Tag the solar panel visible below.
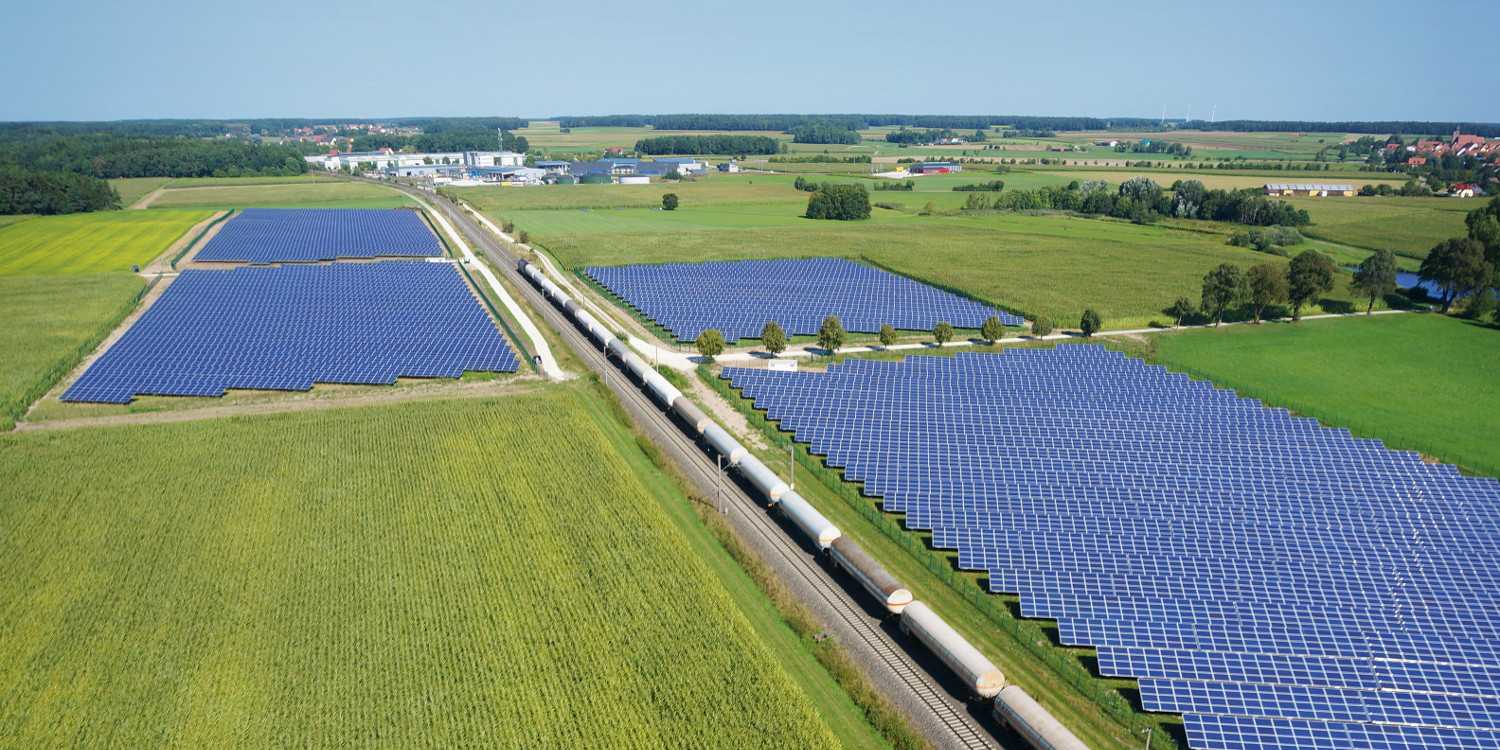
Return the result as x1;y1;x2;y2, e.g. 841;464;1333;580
63;261;518;404
722;345;1500;749
195;208;442;263
585;257;1023;342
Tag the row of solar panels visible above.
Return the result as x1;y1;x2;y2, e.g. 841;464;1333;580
723;346;1500;749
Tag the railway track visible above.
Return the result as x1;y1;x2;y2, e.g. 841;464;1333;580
399;184;1001;750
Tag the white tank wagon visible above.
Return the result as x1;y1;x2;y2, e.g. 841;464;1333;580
993;685;1089;750
829;537;913;614
572;309;611;347
702;423;748;466
776;491;841;549
736;455;791;502
670;398;712;434
900;601;1004;698
642;370;682;409
605;337;630;360
622;349;652;382
518;261;565;301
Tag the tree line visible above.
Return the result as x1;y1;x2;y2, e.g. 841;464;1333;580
958;177;1309;227
789;122;861;144
0;167;119;214
1;135;309;179
634;135;780;155
350;129;528;153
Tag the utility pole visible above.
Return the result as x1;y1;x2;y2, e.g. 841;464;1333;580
788;442;795;490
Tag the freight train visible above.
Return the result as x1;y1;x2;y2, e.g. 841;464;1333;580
518;259;1087;750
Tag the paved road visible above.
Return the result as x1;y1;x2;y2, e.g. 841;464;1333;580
406;184;1010;750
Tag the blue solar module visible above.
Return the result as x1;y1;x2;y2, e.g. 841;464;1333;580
584;257;1023;342
195;208;442;263
722;346;1500;749
63;261;517;404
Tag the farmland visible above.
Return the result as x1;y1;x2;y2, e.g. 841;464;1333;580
455;177;1378;330
147;180;413;209
0;209;210;275
0;273;145;430
108;176;172;206
0;386;865;749
1146;313;1500;477
1291;195;1485;260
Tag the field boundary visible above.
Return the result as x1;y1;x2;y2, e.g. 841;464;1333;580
171;210;235;269
700;366;1178;750
5;276;154;431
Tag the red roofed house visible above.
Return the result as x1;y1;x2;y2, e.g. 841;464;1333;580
1407;156;1428;167
1451;183;1480;198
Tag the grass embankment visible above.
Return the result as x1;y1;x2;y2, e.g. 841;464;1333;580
0;385;871;749
107;177;172;206
699;365;1182;750
1144;313;1500;477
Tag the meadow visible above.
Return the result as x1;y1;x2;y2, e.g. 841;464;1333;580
1292;195;1484;260
1035;168;1406;191
0;273;145;430
108;177;172;206
0;209;210;275
148;180;413;209
0;387;865;749
1147;314;1500;477
457;178;1373;330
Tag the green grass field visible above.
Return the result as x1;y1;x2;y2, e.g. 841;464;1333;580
0;273;145;430
1292;195;1484;260
0;215;34;230
149;180;412;209
1148;314;1500;477
0;386;864;748
459;179;1371;330
163;174;342;188
108;177;172;207
0;210;210;275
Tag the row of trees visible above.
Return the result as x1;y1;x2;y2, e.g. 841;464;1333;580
957;178;1309;227
633;135;780;155
1115;140;1193;157
0;135;308;179
694;313;1023;359
788;122;861;144
0;167;119;214
885;128;955;145
1416;198;1500;313
349;129;528;154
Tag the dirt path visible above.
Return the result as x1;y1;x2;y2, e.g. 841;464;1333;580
129;187;165;209
18;378;545;432
687;372;767;450
143;210;226;274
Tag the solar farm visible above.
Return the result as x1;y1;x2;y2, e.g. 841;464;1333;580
723;345;1500;750
60;208;518;405
194;207;442;263
585;257;1023;342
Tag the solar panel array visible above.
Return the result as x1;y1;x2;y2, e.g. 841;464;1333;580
195;208;442;263
723;346;1500;750
63;262;518;404
585;257;1022;342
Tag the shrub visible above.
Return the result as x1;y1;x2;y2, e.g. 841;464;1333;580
1079;308;1102;337
878;324;896;347
695;329;726;360
1032;317;1054;336
980;315;1006;344
760;320;786;355
933;321;954;345
661;193;679;211
816;315;846;352
805;184;871;221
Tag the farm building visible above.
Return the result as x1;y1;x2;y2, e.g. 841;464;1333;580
910;162;962;175
535;160;571;175
652;157;707;175
1264;183;1356;197
718;161;741;173
471;166;546;185
1450;183;1482;198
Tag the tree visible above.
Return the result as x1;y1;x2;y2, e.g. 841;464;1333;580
805;184;871;220
661;193;679;211
1201;263;1247;327
980;315;1006;344
878;323;897;347
1287;250;1337;321
760;320;786;356
1420;238;1492;313
1245;263;1288;323
1352;249;1399;314
816;315;846;353
1079;308;1102;337
1166;296;1196;327
694;329;726;360
933;321;954;345
1032;317;1054;336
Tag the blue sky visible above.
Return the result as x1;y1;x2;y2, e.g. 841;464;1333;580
5;0;1495;123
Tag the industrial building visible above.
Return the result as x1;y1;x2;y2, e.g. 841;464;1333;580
1263;183;1355;197
909;162;962;175
306;149;524;172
